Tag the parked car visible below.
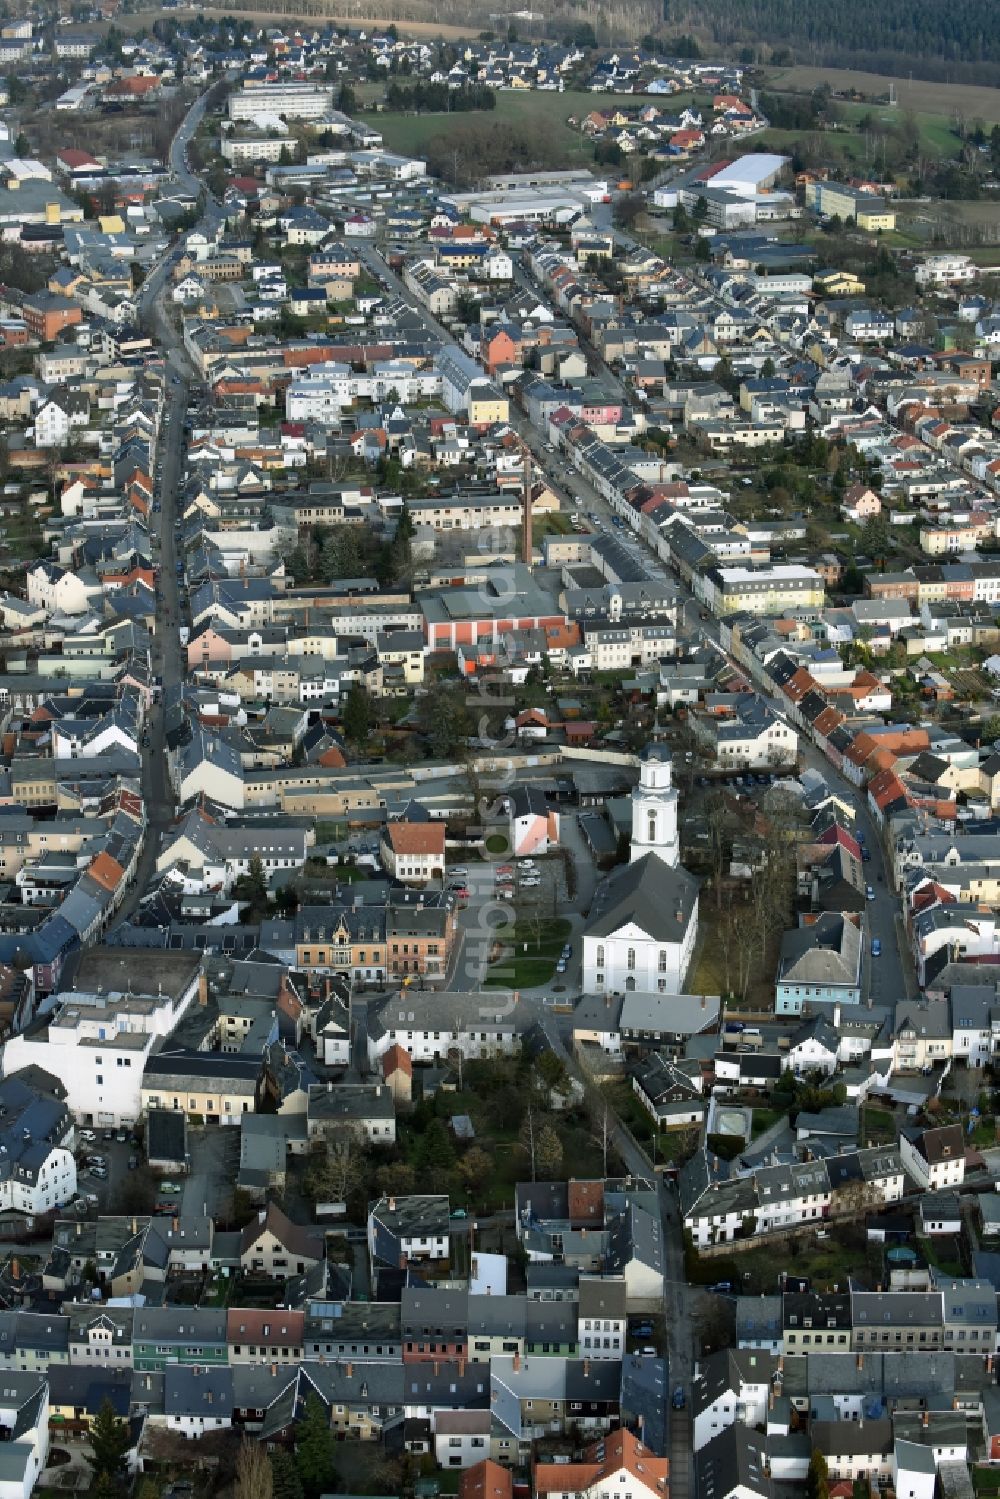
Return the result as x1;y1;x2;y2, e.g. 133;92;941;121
159;1182;182;1195
671;1387;686;1409
871;937;881;957
78;1129;96;1143
866;885;875;901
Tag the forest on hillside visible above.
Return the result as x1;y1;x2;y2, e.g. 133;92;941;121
666;0;1000;80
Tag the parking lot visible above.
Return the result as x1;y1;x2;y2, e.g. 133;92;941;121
73;1129;141;1212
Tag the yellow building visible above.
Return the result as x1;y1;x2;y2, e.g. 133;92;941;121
814;269;866;296
468;386;510;426
857;203;896;232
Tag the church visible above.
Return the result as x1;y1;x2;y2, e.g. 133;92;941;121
581;744;700;996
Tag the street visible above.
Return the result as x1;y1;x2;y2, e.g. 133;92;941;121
111;89;220;928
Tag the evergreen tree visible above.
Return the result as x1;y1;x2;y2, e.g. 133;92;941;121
320;524;362;582
87;1398;131;1484
270;1452;304;1499
295;1394;335;1498
415;1118;456;1177
342;682;372;749
806;1451;829;1499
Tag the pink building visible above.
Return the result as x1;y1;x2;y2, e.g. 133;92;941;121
508;786;560;856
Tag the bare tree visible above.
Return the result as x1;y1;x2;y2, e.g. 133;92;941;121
236;1436;273;1499
519;1106;537;1181
592;1101;612;1176
705;792;738;912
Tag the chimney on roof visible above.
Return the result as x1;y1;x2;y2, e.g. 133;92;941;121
198;972;208;1006
512;1353;520;1372
131;1217;137;1235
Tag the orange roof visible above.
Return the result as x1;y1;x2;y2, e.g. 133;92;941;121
383;1043;413;1078
536;1431;669;1497
535;1464;596;1493
386;821;446;857
459;1462;512;1499
88;850;125;893
784;667;818;704
869;767;909;811
568;1178;604;1224
225;1308;303;1344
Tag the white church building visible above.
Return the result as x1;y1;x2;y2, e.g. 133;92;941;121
581;744;700;996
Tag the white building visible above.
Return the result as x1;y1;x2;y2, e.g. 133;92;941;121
228;83;333;121
629;743;679;868
0;1374;49;1499
2;958;199;1128
0;1075;76;1218
578;1277;626;1359
366;991;519;1068
582;745;699;995
899;1124;965;1190
915;254;978;288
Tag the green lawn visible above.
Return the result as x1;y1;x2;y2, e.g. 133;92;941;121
690;1230;879;1292
484;915;571;989
360;89;683;169
485;832;510;855
750;1108;785;1139
534;511;572;544
860;1105;897;1144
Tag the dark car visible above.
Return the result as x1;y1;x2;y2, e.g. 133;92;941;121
671;1386;686;1409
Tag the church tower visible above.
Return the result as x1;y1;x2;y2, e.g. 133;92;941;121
630;743;680;868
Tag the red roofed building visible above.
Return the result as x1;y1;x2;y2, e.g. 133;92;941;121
567;1178;604;1225
382;1042;413;1105
535;1431;669;1499
87;850;125;894
56;148;102;174
459;1461;513;1499
107;74;160;98
380;819;446;885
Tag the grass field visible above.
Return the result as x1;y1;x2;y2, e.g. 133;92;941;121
485;915;571;988
360;88;676;167
832;100;962;156
766;65;1000;127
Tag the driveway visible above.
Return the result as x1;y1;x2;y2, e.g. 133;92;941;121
182;1127;240;1219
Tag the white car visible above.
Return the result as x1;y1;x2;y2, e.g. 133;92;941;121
520;877;541;888
78;1129;97;1143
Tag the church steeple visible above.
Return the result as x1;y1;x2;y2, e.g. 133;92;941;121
630;743;679;868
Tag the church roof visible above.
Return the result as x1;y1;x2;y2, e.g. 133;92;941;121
586;854;700;944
